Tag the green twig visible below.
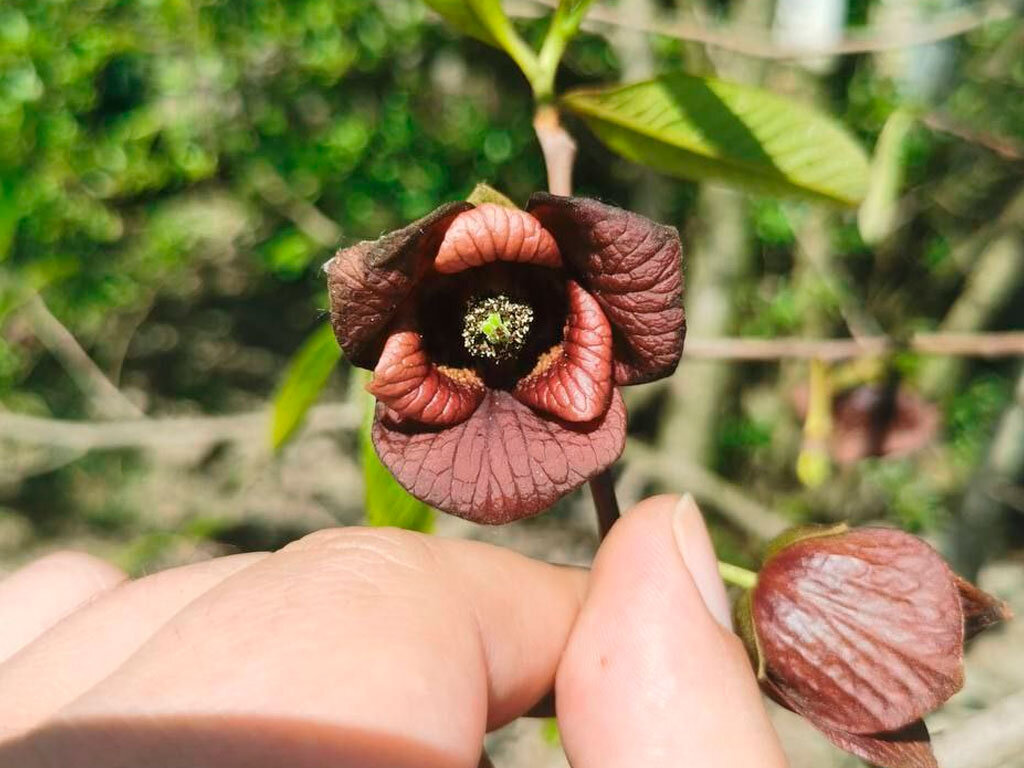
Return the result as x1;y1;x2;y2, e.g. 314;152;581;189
534;0;595;100
718;561;758;590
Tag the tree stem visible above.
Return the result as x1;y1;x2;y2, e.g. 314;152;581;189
718;561;758;589
589;468;621;540
533;104;576;196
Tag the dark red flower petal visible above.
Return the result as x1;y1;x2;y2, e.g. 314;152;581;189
819;720;938;768
955;574;1012;641
526;193;685;385
326;202;471;368
763;678;938;768
368;329;485;427
513;281;614;422
435;203;562;273
753;527;964;735
372;389;627;524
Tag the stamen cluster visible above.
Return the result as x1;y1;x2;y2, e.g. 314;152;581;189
461;295;534;361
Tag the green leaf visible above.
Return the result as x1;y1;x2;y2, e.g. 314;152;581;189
562;74;870;206
422;0;499;47
270;322;342;451
360;385;436;532
423;1;541;87
858;109;916;245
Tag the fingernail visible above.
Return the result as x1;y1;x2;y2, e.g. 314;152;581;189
671;494;733;631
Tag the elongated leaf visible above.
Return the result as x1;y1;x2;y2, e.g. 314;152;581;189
422;0;499;46
858;109;915;245
562;75;870;206
360;384;436;532
270;322;342;451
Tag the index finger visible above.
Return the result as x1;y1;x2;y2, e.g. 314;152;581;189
0;527;586;768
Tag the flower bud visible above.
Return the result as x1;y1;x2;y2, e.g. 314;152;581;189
735;525;1011;768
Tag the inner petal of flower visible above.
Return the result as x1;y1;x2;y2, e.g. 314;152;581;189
435;204;562;274
368;328;485;427
462;295;534;361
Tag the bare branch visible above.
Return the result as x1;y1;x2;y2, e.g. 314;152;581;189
922;112;1024;162
533;104;577;197
511;0;1017;60
683;331;1024;361
248;162;343;249
625;439;789;541
21;295;144;419
0;403;359;453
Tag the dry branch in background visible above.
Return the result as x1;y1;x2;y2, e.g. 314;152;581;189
511;0;1017;59
948;365;1024;577
248;162;343;249
625;438;789;541
21;294;143;420
0;404;359;453
684;332;1024;361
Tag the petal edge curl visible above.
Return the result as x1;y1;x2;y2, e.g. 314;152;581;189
513;281;614;422
368;329;485;427
326;202;471;368
435;204;562;274
527;193;685;385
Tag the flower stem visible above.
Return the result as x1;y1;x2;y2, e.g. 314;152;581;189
718;561;758;590
589;468;621;540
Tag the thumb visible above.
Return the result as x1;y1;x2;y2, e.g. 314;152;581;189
556;494;788;768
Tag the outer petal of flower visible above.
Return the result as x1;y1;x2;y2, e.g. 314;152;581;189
368;329;485;427
763;678;938;768
372;389;627;524
955;574;1012;641
513;281;613;423
526;193;685;385
435;203;562;273
753;528;965;735
819;721;938;768
326;201;471;368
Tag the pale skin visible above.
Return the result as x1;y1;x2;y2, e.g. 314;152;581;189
0;495;789;768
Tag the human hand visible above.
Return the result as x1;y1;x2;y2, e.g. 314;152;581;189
0;495;788;768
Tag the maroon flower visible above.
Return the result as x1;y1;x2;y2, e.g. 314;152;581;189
793;383;941;464
735;525;1011;768
326;194;684;523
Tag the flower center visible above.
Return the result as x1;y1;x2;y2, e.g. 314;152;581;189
462;295;534;361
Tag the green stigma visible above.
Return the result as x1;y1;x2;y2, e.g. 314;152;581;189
463;295;533;360
479;312;510;344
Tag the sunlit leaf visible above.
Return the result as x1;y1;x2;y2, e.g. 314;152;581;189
270;322;342;451
858;109;915;245
424;1;541;85
360;385;436;532
422;0;499;46
562;75;870;206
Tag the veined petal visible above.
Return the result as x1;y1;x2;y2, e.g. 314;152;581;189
435;204;562;274
368;329;485;427
526;193;684;385
372;389;626;524
326;202;471;368
764;679;938;768
514;281;614;422
753;528;965;735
